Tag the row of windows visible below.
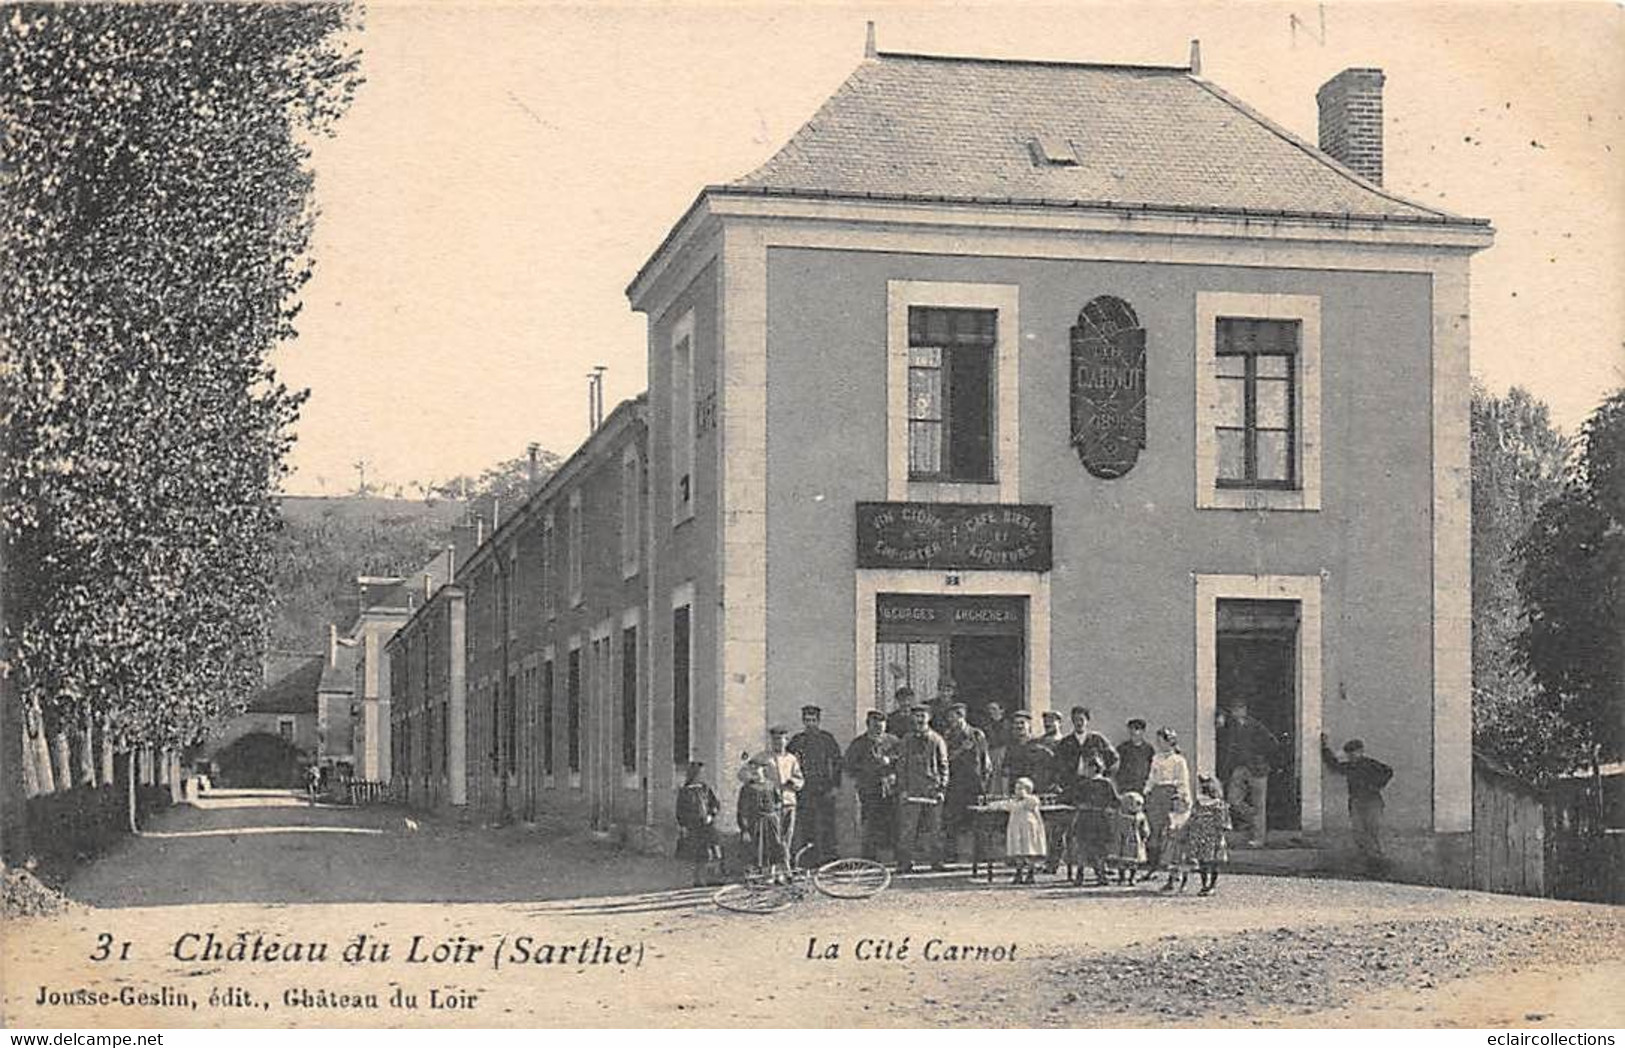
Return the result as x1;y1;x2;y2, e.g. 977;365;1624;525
899;302;1305;492
400;599;695;793
468;449;645;648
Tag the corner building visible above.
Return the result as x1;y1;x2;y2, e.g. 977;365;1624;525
396;49;1492;883
627;51;1491;882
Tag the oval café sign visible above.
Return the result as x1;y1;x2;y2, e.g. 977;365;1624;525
1071;295;1147;480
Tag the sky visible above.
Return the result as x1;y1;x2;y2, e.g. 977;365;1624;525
278;1;1625;495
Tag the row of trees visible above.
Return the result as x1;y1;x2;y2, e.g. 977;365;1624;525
1;3;362;856
1472;384;1623;791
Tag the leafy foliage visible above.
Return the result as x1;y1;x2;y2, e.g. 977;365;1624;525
270;496;465;650
1515;390;1625;780
1468;384;1570;781
430;447;559;531
1;4;362;749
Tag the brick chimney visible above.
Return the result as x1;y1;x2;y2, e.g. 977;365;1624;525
1316;67;1385;185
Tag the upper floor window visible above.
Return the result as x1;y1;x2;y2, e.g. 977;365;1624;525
907;307;996;483
541;513;555;620
567;491;583;607
1215;318;1298;489
1195;292;1321;512
671;310;695;524
621;444;641;578
888;282;1020;503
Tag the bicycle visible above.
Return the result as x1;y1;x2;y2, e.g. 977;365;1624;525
713;844;892;914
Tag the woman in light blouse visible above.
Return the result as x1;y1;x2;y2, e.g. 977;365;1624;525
1143;727;1192;876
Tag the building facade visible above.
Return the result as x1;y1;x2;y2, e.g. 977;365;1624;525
393;50;1492;881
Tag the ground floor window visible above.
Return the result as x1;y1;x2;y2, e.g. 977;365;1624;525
567;649;582;774
672;605;691;765
874;593;1026;724
540;661;554;777
621;625;638;772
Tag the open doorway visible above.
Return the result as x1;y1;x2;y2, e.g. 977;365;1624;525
1216;599;1300;832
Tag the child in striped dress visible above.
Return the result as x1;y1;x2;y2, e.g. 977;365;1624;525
1112;790;1151;884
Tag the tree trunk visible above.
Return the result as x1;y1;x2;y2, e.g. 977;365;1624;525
50;732;72;793
76;720;95;787
126;748;138;836
99;720;114;787
29;702;55;795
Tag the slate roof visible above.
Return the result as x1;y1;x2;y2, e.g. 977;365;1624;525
727;52;1476;225
249;656;324;715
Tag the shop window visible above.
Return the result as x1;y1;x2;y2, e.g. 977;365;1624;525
876;641;940;711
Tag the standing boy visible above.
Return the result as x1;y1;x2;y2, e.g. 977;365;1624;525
675;760;721;886
1321;734;1393;874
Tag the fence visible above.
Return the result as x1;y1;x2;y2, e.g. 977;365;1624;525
1472;755;1546;896
1547;831;1624;903
343;780;394;806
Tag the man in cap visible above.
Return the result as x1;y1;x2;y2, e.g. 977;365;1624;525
789;705;844;864
1322;734;1393;874
939;702;990;864
1116;718;1155;796
886;686;917;739
743;726;805;860
845;710;900;860
894;704;949;873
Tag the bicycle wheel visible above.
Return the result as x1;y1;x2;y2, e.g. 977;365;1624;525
813;858;892;899
713;881;798;914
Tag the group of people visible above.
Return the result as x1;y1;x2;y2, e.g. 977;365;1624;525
673;679;1392;888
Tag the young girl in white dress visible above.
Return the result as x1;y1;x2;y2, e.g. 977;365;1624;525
1000;776;1048;884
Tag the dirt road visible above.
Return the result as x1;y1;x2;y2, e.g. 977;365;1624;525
4;791;1620;1028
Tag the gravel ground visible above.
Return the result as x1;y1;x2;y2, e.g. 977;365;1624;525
1040;913;1625;1025
5;792;1621;1029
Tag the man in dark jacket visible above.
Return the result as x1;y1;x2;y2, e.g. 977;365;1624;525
844;710;900;860
939;703;990;863
1003;710;1052;794
1322;734;1393;874
789;705;844;865
1052;706;1119;795
894;705;949;874
1115;718;1155;796
1219;701;1280;847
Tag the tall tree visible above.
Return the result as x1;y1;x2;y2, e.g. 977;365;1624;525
1469;383;1569;780
1;3;362;848
1516;390;1625;794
